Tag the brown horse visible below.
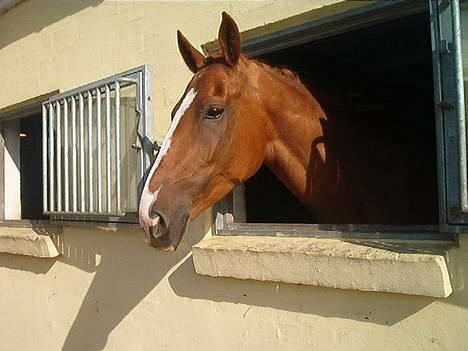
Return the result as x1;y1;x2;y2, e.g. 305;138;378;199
138;12;410;251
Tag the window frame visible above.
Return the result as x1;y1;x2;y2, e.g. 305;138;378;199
0;65;154;228
211;0;459;241
0;92;60;230
42;65;154;225
432;0;468;230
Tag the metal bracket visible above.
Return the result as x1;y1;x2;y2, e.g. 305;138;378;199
134;106;160;155
437;100;454;110
153;141;161;154
131;143;141;151
440;39;451;54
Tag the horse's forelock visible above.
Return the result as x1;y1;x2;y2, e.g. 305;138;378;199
203;53;226;66
200;52;249;70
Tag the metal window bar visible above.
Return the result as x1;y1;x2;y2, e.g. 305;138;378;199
105;84;112;213
432;0;468;226
71;96;77;212
63;98;69;212
451;0;468;212
41;65;154;219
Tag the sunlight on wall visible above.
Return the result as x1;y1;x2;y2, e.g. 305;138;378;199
0;1;467;350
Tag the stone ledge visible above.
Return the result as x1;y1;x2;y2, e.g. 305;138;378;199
192;236;453;298
0;227;60;258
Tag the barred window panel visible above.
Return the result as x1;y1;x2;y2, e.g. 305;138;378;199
41;65;153;222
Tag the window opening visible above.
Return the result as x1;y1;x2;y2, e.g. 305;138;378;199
20;114;47;220
242;12;438;225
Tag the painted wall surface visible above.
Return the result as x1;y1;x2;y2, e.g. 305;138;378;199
0;1;467;350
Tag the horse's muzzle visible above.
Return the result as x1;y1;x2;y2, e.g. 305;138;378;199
142;206;190;252
143;213;170;251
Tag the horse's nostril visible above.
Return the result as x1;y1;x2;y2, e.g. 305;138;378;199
152;215;160;227
149;224;163;239
149;209;159;220
148;212;167;240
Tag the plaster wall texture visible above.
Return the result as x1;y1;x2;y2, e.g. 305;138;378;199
1;224;468;351
0;1;467;350
0;0;341;141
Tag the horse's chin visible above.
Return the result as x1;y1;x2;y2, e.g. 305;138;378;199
149;242;176;253
144;230;183;252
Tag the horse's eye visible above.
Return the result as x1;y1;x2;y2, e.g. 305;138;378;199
205;107;224;120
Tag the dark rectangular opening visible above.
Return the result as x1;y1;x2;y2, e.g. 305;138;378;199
20;114;48;220
244;12;439;225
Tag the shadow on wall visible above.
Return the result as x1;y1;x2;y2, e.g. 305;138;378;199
445;236;468;310
343;237;468;313
59;216;206;351
167;236;468;328
168;255;434;327
0;251;56;274
3;225;468;350
2;218;467;349
1;0;104;50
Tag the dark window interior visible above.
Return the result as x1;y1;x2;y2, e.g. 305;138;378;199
244;12;439;225
20;114;47;220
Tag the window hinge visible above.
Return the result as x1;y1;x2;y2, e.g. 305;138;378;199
437;100;454;110
440;39;451;55
153;141;161;154
133;140;160;152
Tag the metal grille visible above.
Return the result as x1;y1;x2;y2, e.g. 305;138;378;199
42;66;153;220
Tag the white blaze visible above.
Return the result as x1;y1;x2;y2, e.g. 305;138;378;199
139;88;197;228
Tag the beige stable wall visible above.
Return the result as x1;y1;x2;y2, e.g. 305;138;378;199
1;1;468;350
0;0;344;141
3;227;468;351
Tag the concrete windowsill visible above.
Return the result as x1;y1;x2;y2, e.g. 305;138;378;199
0;227;60;258
193;235;453;298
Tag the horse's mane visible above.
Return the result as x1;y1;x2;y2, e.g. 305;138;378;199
250;58;302;84
202;53;302;85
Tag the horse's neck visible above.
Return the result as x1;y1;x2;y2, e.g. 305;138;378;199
262;75;339;218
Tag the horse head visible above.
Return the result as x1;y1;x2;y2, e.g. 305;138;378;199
139;13;276;251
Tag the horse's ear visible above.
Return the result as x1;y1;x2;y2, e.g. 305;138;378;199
218;12;241;67
177;30;205;73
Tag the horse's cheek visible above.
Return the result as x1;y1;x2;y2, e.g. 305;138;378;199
198;120;230;163
196;127;224;164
